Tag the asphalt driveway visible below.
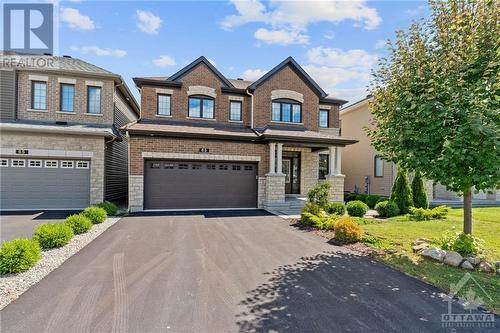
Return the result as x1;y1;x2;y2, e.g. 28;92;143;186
0;210;78;241
1;211;496;332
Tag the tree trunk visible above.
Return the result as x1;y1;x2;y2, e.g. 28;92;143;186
463;189;472;234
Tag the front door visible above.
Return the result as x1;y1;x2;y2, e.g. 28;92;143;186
282;152;300;194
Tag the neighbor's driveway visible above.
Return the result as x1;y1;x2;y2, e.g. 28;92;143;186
1;210;495;332
0;211;78;241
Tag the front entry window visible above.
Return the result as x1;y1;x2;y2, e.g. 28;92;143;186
283;152;300;194
319;154;329;179
282;160;291;183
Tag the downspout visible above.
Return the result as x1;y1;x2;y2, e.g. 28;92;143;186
246;88;254;129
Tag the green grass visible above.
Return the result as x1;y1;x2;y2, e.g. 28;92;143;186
360;207;500;313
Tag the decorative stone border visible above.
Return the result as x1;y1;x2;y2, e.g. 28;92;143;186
0;217;121;310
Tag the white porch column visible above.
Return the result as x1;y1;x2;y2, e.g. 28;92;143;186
269;142;276;174
276;143;283;174
328;146;336;176
335;146;342;175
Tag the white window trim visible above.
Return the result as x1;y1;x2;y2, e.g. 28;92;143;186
76;161;90;169
44;160;58;168
11;159;26;167
28;159;42;168
61;160;74;168
0;159;8;167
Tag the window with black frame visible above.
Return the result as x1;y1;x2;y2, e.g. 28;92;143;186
271;99;301;123
319;109;329;128
189;96;214;118
319;154;329;179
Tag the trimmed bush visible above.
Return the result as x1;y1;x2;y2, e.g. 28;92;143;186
64;214;92;234
313;214;338;230
33;223;74;249
325;202;346;215
390;169;413;214
365;194;381;209
300;211;321;226
302;202;322;215
441;231;484;256
96;201;118;216
334;217;363;243
346;200;369;217
82;206;107;224
307;182;331;209
411;172;428;209
344;193;357;203
409;205;449;221
0;238;42;274
430;205;449;219
355;193;368;203
375;200;400;217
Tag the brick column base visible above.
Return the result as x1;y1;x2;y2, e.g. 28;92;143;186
326;174;345;202
265;173;286;205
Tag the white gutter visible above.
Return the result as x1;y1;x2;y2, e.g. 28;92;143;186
246;89;254;129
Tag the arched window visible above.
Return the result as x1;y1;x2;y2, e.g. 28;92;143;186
188;95;214;119
271;99;301;123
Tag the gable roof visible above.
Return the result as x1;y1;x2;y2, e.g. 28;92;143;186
168;56;234;88
248;57;327;98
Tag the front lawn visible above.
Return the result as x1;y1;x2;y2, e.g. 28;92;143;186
361;207;500;313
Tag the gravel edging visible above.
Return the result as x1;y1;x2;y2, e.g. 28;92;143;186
0;217;121;310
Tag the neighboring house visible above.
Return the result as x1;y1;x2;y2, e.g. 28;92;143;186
0;52;139;210
340;96;499;202
123;56;357;211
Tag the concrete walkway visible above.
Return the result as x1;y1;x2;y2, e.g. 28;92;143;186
1;210;496;332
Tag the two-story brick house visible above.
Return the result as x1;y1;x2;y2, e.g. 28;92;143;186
124;56;357;211
0;52;139;210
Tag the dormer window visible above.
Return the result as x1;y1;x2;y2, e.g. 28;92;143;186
319;109;329;128
188;96;214;119
271;100;301;123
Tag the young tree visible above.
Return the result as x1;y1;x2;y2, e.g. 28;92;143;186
368;0;499;234
412;172;429;209
390;169;413;214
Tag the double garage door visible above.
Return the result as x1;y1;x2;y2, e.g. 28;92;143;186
144;160;257;209
0;158;90;210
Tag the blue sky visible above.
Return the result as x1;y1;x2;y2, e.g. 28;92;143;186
55;0;430;104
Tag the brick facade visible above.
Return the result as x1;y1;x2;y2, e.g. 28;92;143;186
17;71;115;124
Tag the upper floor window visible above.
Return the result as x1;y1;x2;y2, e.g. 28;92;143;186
319;109;329;128
189;96;214;119
87;86;102;114
319;154;329;179
229;101;242;121
374;155;384;177
31;81;47;110
157;94;171;116
60;84;75;112
271;100;301;123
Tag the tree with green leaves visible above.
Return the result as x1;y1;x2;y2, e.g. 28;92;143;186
391;169;413;214
367;0;499;234
412;172;429;209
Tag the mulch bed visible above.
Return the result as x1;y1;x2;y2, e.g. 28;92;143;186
288;218;385;256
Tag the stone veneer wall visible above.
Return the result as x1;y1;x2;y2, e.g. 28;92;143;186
265;174;286;205
128;175;144;212
326;175;345;202
0;131;105;204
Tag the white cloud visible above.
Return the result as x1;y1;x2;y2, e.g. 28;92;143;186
302;64;370;89
323;30;335;40
374;39;386;49
70;46;126;57
152;55;176;67
306;47;378;68
221;0;381;45
333;87;369;104
241;68;267;81
136;10;162;34
60;7;94;30
254;28;308;45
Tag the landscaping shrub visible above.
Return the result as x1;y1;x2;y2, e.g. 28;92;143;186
302;202;322;216
411;172;428;209
355;193;368;203
344;193;357;203
408;207;432;221
313;214;338;230
300;212;321;227
325;202;346;215
390;169;413;214
334;217;363;243
307;182;331;209
0;238;41;274
346;200;369;217
365;194;381;209
430;205;449;219
441;230;484;256
82;206;107;224
97;201;118;216
375;200;400;217
64;214;92;234
33;223;74;249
